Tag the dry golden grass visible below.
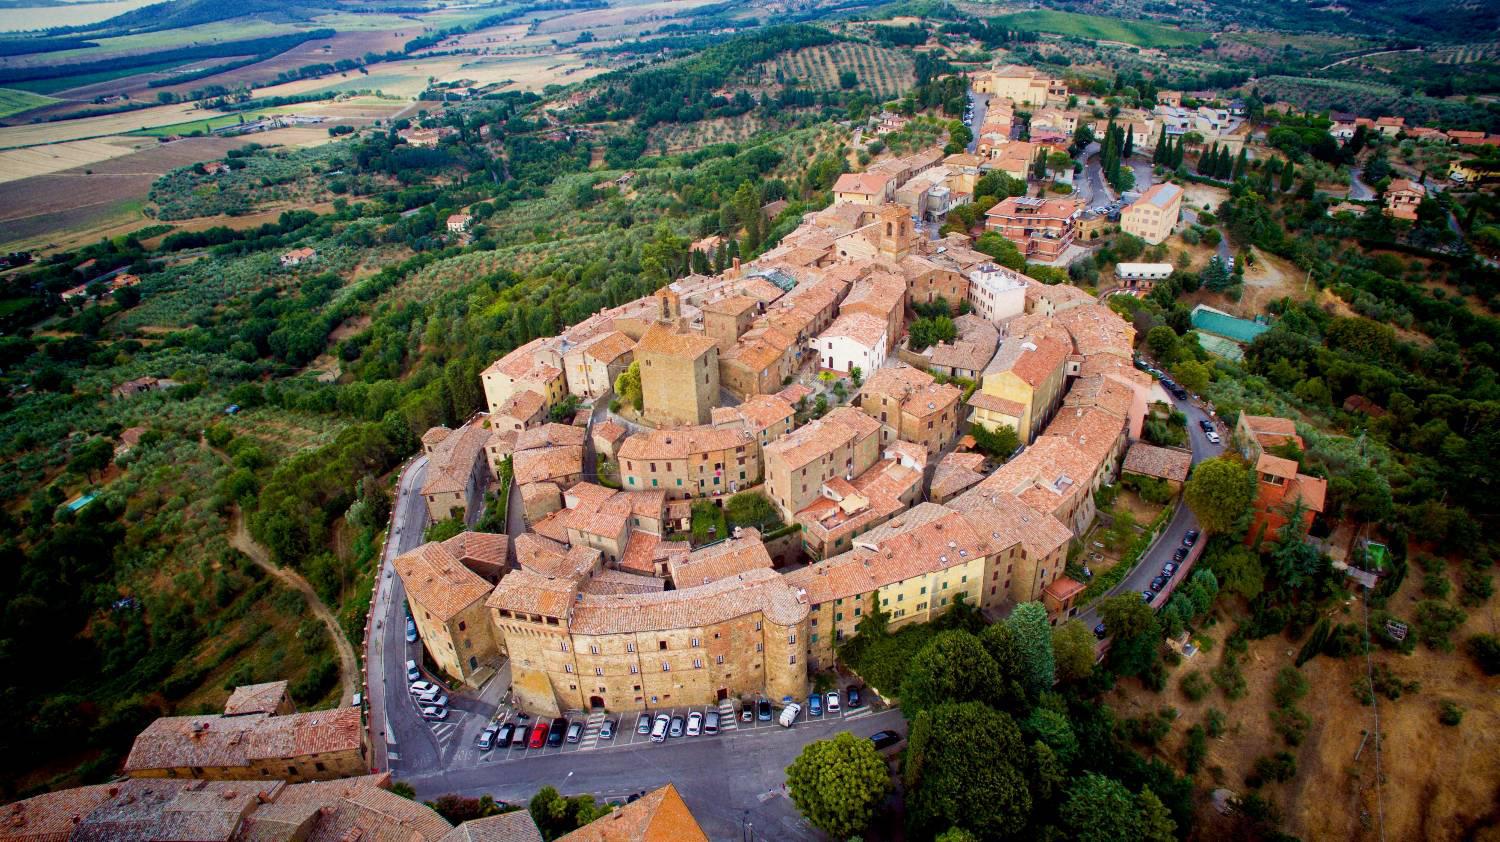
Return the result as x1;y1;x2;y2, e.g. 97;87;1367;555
0;136;151;182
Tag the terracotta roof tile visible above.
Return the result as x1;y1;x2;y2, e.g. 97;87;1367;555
394;540;495;622
1123;442;1192;482
763;407;880;471
222;681;289;717
555;784;707;842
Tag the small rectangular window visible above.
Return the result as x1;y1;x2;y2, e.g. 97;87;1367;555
716;654;725;664
630;664;639;674
661;662;670;672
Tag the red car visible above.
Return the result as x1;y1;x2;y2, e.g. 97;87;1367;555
527;721;549;749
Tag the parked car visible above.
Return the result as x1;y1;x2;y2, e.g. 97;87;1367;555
869;730;903;751
565;721;583;743
528;721;548;749
1184;530;1199;546
419;706;447;721
599;719;616;740
1150;575;1168;592
757;698;772;721
686;711;703;736
704;711;720;734
826;690;841;713
409;681;437;696
1141;590;1157;603
1206;430;1221;444
1162;562;1177;577
417;690;447;708
1173;547;1188;562
637;713;652;735
847;686;863;708
778;702;802;728
405;618;417;643
808;693;822;716
1200;419;1214;432
651;714;670;743
1093;622;1107;639
741;707;754;723
405;659;420;682
512;724;529;747
669;715;685;738
547;717;567;746
495;723;515;746
477;726;499;751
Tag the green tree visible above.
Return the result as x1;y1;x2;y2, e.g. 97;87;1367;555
974;231;1026;270
1098;592;1157;639
1145;325;1179;362
529;786;612;841
1005;601;1055;697
1052;619;1097;684
1062;774;1140;842
1169;359;1209;394
977;623;1030;713
71;437;115;482
1137;788;1178;842
1184;456;1254;534
1023;707;1079;765
900;630;1004;717
904;702;1033;839
786;732;890;839
613;361;643;412
855;591;889;639
909;316;957;351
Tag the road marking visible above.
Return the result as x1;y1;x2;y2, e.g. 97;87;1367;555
717;699;738;731
578;711;606;750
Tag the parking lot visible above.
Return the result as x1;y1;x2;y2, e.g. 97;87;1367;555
438;694;882;766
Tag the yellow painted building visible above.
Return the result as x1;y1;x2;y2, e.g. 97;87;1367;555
968;332;1071;443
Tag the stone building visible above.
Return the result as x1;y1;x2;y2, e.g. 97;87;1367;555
857;364;962;456
763;407;882;519
636;323;721;427
394;532;508;682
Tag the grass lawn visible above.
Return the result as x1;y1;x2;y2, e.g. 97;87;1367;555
0;87;58;119
994;10;1209;48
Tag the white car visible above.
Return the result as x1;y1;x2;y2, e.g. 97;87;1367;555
418;690;448;707
409;681;437;696
420;706;447;721
686;711;703;736
1206;430;1221;444
826;690;841;713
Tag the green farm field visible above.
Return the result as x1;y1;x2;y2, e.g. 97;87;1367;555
125;110;275;138
994;10;1208;48
0;88;57;119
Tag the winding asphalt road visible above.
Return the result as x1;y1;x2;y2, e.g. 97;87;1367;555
1076;386;1224;631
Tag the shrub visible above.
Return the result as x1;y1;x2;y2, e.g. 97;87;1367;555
1204;707;1226;738
1180;670;1211;702
1181;724;1207;773
1211;654;1247;700
1465;633;1500;675
1421;570;1452;599
1247;752;1297;787
1414;600;1467;651
1460;566;1493;607
1439;700;1465;726
1270;665;1309;708
1271;706;1310;746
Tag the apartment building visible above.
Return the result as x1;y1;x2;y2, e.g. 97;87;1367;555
984;195;1081;262
971;65;1067;105
561;330;635;399
533;483;666;563
394;532;507;681
763;406;882;519
832;172;896;205
857;364;961;455
487;559;808;716
123;689;365;781
794;455;922;560
786;503;996;669
968;330;1071;442
710;392;798;448
815;311;889;374
636;323;721;427
720;324;798;399
618;423;764;499
924;314;1000;381
966;262;1028;323
899;255;970;311
481;337;567;417
839;269;907;343
1120;182;1183;245
418;420;493;522
701;295;761;350
1234;414;1328;546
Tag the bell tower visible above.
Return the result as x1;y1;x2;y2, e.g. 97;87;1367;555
877;204;912;261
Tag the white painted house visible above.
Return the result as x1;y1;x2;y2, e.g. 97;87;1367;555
966;263;1028;324
815;312;888;374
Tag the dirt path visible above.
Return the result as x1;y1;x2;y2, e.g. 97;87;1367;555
228;508;359;704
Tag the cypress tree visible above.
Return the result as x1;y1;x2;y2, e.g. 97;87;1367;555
1232;147;1248;182
1262;157;1279;192
1216;146;1233;180
1198;142;1216;176
1173;137;1185;169
1280;160;1296;192
1123;125;1134;159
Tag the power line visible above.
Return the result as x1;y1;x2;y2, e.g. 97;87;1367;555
1359;591;1387;842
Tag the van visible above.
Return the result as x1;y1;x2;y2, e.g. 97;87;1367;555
778;702;801;727
650;714;670;743
405;660;420;682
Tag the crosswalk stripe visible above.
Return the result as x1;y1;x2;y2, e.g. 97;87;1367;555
577;711;607;750
717;700;738;731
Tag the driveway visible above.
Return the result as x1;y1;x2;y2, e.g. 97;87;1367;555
1348;165;1376;201
1075;387;1224;630
404;706;907;842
